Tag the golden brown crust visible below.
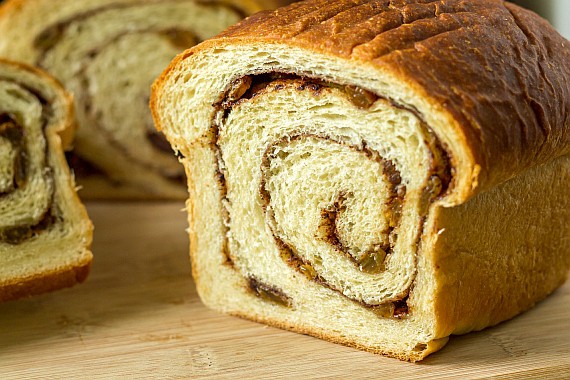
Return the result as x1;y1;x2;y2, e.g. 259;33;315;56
0;259;91;302
211;0;570;197
429;153;570;337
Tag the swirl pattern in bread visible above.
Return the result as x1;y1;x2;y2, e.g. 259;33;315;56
152;0;570;361
0;0;283;199
0;59;92;302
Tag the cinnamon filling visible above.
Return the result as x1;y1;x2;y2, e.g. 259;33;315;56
219;73;380;111
0;95;57;245
370;298;410;319
0;210;57;245
0;114;27;193
211;72;452;317
248;277;292;308
259;134;404;278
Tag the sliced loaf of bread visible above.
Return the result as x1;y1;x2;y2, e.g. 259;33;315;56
0;59;92;302
152;0;570;360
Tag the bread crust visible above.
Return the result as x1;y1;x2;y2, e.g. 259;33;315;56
0;58;93;302
0;257;91;302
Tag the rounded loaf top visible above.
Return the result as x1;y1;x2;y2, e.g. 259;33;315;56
209;0;570;199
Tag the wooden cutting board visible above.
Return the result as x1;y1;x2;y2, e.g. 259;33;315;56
0;202;569;379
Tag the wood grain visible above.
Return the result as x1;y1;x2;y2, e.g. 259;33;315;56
0;202;568;379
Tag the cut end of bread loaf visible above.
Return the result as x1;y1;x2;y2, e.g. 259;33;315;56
152;0;570;361
0;59;93;302
161;68;453;360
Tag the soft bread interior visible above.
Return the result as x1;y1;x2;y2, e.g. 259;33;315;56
183;143;447;360
221;80;433;305
0;61;92;299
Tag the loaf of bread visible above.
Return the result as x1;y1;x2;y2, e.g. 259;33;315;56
152;0;570;361
0;59;93;302
0;0;285;199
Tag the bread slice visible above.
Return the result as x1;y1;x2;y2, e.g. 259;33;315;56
0;0;284;200
0;59;93;302
152;0;570;361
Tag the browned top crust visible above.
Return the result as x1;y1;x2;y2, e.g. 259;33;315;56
217;0;570;194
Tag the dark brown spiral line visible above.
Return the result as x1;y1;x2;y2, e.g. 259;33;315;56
212;73;451;315
0;82;56;245
259;134;405;275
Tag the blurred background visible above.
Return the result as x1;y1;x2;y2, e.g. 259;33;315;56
512;0;569;39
